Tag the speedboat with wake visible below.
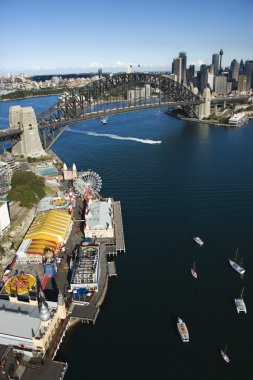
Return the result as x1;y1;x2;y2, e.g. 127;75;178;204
177;317;189;342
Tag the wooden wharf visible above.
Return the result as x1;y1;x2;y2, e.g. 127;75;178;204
108;261;117;277
113;201;125;253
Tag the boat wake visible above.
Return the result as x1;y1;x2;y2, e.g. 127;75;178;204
66;129;162;144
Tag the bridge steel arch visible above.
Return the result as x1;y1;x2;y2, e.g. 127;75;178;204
36;73;202;148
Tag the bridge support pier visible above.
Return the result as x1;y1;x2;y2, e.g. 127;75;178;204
197;88;211;120
10;106;46;158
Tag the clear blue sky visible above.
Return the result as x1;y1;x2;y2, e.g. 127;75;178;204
0;0;252;74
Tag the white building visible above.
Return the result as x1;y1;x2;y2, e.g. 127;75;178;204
0;294;66;355
0;201;10;236
84;198;114;239
228;113;249;127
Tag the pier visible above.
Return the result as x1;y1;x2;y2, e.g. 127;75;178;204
108;261;117;277
113;201;125;253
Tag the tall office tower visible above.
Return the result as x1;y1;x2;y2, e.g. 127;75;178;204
239;59;244;75
207;73;214;90
179;52;187;85
200;64;208;91
230;59;240;81
186;65;195;85
238;75;247;92
212;53;219;76
219;49;223;73
98;68;103;78
245;60;253;90
215;75;227;95
209;64;214;75
172;57;182;84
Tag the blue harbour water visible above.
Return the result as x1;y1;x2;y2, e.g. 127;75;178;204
1;96;253;379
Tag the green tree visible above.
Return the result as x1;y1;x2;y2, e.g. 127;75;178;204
9;171;46;207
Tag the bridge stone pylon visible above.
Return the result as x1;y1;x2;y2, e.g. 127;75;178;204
10;106;46;158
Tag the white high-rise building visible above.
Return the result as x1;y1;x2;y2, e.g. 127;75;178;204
172;58;182;84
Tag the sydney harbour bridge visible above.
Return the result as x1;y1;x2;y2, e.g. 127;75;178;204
0;72;248;150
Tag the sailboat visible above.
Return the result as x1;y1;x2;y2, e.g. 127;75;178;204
191;261;197;278
228;248;245;275
221;345;230;363
234;286;247;313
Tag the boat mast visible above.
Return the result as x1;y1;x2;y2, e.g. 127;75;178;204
235;248;239;262
240;286;244;299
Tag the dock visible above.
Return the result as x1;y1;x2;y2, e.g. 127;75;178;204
108;261;117;277
113;201;125;253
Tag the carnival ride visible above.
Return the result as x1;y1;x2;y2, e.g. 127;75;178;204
5;273;36;295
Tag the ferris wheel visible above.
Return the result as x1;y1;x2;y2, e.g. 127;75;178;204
81;170;102;194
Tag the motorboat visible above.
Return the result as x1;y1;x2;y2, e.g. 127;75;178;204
221;345;230;363
234;287;247;313
177;317;189;342
101;117;107;124
191;261;197;278
193;236;204;246
228;259;245;275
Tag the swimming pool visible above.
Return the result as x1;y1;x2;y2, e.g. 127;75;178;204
37;167;58;175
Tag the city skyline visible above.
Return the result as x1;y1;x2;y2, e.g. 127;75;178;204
0;0;253;75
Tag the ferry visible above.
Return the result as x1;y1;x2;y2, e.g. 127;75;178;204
177;317;189;342
193;236;204;246
228;259;245;275
235;287;247;313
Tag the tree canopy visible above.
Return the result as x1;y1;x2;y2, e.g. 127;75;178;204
8;171;46;208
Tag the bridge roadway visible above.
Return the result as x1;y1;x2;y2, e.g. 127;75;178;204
0;128;22;142
37;99;202;128
0;95;250;146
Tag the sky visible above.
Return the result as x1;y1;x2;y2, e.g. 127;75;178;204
0;0;253;75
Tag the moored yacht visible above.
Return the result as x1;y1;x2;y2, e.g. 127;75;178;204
228;259;245;275
193;236;204;246
235;287;247;313
177;317;189;342
221;345;230;363
191;261;197;278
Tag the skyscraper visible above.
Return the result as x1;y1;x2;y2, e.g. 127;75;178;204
200;64;208;91
245;60;253;90
239;59;244;75
230;59;240;81
212;54;219;76
186;65;195;85
172;57;182;84
179;52;187;85
215;75;227;95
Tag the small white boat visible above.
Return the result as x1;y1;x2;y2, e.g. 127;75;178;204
101;117;107;124
235;287;247;313
228;259;245;275
191;261;197;278
177;317;189;342
193;236;204;246
221;345;230;363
